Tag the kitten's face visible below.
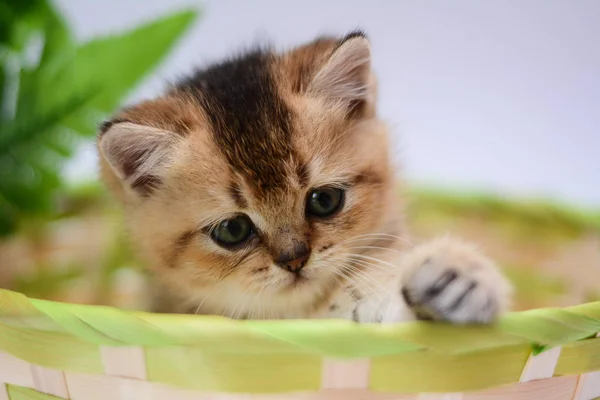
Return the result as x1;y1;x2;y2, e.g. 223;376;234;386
99;32;401;315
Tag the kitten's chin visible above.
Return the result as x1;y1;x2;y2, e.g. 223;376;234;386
287;273;310;289
268;271;316;293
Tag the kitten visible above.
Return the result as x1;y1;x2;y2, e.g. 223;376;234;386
98;31;512;323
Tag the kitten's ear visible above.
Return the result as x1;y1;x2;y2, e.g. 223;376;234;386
98;121;179;196
308;31;375;114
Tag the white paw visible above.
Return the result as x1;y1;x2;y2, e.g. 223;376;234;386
400;237;512;324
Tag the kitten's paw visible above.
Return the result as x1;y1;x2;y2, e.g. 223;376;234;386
400;237;512;324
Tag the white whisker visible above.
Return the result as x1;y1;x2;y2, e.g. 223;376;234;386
345;265;390;300
346;256;395;272
345;245;404;254
194;284;225;315
327;260;387;302
250;284;268;320
345;253;400;271
337;233;413;247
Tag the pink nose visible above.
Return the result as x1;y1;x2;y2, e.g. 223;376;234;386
279;255;308;273
275;245;310;273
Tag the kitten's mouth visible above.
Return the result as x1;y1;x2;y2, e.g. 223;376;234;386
287;272;309;289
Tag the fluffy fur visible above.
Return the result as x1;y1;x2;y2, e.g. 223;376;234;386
98;31;512;323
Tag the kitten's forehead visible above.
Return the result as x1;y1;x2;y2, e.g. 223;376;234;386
175;48;299;194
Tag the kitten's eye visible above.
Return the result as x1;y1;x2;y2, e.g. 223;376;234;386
211;215;254;248
306;187;345;218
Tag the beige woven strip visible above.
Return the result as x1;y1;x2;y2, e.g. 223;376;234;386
573;371;600;400
66;372;157;400
63;371;597;400
66;372;414;400
0;384;9;400
418;394;463;400
572;332;600;400
306;389;413;400
280;389;414;399
29;364;69;398
0;351;34;388
465;375;578;400
519;346;562;382
321;358;371;389
100;346;147;380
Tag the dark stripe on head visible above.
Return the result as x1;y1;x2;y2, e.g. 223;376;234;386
229;181;248;209
352;169;384;186
176;48;294;194
295;156;310;187
176;229;197;249
166;230;197;268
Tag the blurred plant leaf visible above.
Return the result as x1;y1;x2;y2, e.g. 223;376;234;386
34;9;198;135
0;53;5;114
73;10;197;116
0;1;199;237
0;0;45;50
0;89;94;216
13;263;84;299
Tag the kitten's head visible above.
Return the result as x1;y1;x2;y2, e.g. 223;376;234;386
98;31;402;316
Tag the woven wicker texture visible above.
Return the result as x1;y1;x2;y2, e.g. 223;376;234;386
1;289;600;399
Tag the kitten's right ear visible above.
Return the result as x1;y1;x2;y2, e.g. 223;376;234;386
98;121;179;196
308;31;376;115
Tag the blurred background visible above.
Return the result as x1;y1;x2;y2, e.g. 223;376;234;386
1;0;599;312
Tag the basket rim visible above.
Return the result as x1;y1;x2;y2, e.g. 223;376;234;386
1;289;600;395
1;288;599;356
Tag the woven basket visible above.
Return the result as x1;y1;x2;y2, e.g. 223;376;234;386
0;289;599;400
1;189;599;399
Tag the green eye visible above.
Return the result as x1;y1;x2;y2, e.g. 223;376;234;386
211;215;254;248
306;187;345;218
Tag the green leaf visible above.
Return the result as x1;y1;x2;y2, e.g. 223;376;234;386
0;4;199;235
0;88;94;219
0;53;5;114
0;191;18;236
38;2;73;68
14;264;83;299
1;87;93;148
0;0;44;48
63;9;199;134
13;5;79;129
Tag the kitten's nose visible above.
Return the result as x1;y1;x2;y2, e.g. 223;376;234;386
275;243;310;273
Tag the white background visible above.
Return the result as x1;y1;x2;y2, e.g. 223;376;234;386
56;0;600;207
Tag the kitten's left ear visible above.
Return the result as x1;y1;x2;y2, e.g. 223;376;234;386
309;31;376;115
98;121;180;197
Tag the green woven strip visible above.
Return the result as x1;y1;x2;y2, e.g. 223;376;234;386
32;299;174;346
1;289;600;393
0;291;103;374
500;307;600;354
0;322;103;374
556;337;600;376
372;343;531;392
6;385;63;400
20;293;600;354
2;286;600;355
146;347;322;393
